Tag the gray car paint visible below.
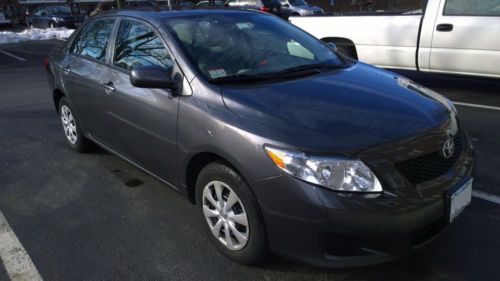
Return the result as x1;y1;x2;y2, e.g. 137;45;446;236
47;9;475;268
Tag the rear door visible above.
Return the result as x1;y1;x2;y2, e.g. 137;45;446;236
102;18;180;183
62;18;116;145
429;0;500;78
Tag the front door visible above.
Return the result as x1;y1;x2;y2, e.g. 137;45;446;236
429;0;500;78
102;18;180;183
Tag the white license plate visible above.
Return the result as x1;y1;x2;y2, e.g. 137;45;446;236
449;179;473;223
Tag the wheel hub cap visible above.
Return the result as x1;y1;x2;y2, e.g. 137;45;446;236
60;105;78;145
202;181;249;251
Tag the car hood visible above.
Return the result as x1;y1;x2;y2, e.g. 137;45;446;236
221;62;451;154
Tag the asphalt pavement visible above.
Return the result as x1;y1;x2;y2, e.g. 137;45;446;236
0;40;499;281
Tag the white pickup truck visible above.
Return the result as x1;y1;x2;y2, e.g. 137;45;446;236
290;0;500;79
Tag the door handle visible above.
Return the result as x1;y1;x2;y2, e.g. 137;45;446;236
436;23;453;32
101;82;115;94
63;65;71;75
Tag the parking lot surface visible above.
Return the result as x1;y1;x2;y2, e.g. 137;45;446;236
0;40;499;281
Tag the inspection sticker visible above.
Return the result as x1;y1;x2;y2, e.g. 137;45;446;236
208;68;227;79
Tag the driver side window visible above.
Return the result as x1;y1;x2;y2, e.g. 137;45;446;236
113;20;173;71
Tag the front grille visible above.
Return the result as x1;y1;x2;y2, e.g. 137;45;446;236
395;133;463;185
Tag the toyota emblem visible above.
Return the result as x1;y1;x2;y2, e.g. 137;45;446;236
442;138;455;159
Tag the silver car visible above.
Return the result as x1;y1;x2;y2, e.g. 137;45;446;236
279;0;323;16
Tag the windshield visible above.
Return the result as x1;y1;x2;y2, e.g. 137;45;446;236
288;0;308;6
47;6;71;14
164;13;344;81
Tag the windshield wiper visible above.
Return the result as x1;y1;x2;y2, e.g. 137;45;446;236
208;74;270;84
208;63;349;85
271;63;348;76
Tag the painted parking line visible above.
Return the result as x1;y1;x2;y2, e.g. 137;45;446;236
0;50;26;62
473;190;500;205
0;210;43;281
453;102;500;112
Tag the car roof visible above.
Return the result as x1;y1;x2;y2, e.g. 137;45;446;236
94;7;260;20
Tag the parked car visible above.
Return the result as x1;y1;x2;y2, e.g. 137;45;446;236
279;0;323;16
46;9;474;268
28;5;85;29
126;1;161;9
290;0;500;79
225;0;289;19
197;0;225;6
0;5;17;27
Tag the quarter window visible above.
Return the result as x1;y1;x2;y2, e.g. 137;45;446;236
71;19;115;61
444;0;500;16
113;20;173;71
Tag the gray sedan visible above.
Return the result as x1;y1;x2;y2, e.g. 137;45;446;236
46;9;474;268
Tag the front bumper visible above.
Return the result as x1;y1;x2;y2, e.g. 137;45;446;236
251;136;475;268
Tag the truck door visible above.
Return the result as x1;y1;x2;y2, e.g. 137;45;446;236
429;0;500;78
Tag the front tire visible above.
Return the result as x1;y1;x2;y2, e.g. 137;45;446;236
58;97;92;152
196;162;269;264
49;21;55;28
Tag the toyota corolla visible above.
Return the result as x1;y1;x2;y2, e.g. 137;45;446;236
46;9;475;268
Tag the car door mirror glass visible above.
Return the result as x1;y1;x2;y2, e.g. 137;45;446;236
327;42;338;52
130;65;175;89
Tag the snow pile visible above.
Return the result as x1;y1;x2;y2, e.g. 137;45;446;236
0;28;74;44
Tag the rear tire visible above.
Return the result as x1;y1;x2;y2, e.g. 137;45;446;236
196;162;269;264
58;97;92;152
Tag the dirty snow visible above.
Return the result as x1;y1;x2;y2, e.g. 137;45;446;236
0;28;74;44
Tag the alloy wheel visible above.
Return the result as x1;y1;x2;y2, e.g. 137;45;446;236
202;181;249;251
60;105;78;145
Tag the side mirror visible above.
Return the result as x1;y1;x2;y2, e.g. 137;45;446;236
326;42;338;52
130;65;175;89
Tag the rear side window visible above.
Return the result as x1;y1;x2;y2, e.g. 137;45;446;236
113;20;173;71
71;19;115;61
444;0;500;16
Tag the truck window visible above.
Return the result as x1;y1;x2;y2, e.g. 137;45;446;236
444;0;500;16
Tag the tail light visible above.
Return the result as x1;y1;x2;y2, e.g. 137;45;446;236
260;7;271;12
43;58;49;70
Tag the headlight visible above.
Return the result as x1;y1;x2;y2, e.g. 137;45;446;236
264;146;382;193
